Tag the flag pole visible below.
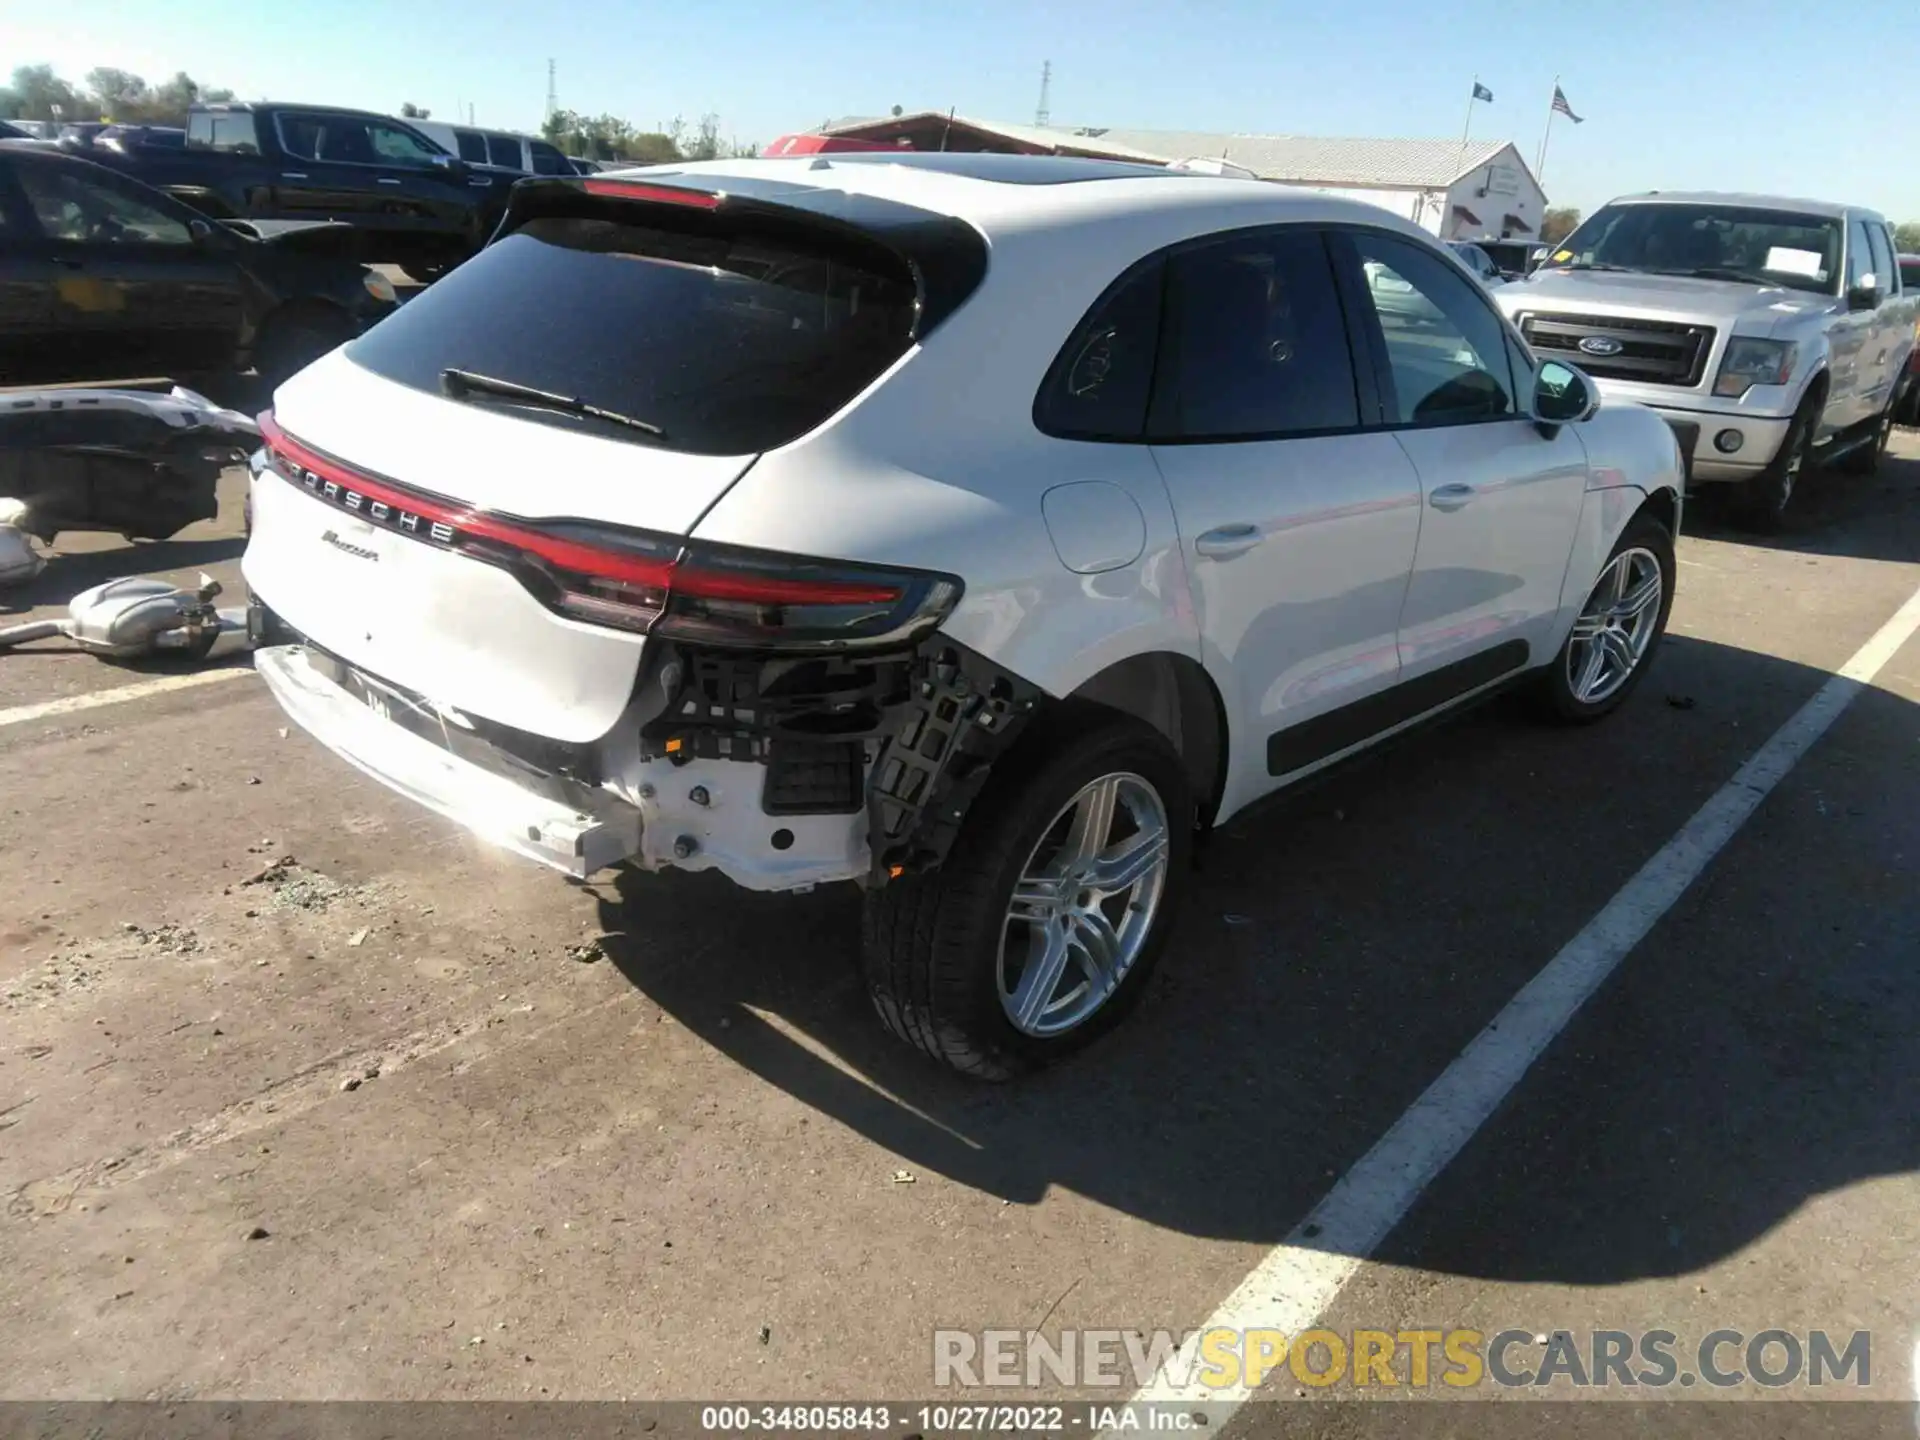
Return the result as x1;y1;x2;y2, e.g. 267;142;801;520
1535;74;1558;185
1456;77;1479;183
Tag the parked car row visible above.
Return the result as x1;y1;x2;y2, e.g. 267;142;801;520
0;139;396;391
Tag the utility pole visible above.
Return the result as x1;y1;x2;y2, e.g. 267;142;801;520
545;59;558;124
1035;60;1051;128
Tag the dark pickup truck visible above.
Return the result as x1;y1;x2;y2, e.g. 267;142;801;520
83;101;523;280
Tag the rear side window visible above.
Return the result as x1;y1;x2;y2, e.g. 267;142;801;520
193;112;258;153
530;141;573;176
1866;222;1895;295
1151;228;1360;440
486;134;523;169
456;131;489;165
1034;259;1165;441
346;210;920;456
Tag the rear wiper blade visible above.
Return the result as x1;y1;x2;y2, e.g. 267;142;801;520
439;368;665;438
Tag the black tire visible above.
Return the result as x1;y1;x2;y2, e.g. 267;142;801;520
859;705;1195;1080
1732;388;1821;533
1838;388;1897;475
255;306;356;393
1534;511;1676;725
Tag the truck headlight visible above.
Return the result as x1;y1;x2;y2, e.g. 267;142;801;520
1713;338;1797;398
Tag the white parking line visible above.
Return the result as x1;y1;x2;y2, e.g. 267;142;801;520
0;667;253;730
1124;577;1920;1419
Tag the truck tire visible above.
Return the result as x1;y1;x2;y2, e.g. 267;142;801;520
1840;386;1900;474
255;304;357;394
859;704;1193;1080
1733;387;1820;533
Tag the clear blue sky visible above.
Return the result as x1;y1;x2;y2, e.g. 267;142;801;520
12;0;1918;220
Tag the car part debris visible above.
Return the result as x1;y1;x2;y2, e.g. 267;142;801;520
0;574;247;661
0;386;259;557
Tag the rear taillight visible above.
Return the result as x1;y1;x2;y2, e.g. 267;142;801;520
257;412;960;650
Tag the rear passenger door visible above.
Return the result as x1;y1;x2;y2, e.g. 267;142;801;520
1864;220;1907;416
1141;226;1423;792
1336;228;1588;682
0;160;67;383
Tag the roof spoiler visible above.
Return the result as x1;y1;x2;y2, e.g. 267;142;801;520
1165;157;1261;180
489;172;990;342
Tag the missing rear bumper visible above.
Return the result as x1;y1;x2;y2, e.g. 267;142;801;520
255;643;642;879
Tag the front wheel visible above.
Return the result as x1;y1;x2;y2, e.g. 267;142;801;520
1534;512;1675;724
1732;393;1819;532
860;709;1193;1080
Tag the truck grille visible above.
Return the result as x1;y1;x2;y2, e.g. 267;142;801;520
1518;312;1716;388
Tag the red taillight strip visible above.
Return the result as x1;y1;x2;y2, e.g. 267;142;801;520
581;178;724;209
255;413;901;607
256;412;673;589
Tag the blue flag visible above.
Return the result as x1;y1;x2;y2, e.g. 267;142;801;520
1472;82;1494;103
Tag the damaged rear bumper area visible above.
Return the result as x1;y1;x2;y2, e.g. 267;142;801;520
252;621;1042;891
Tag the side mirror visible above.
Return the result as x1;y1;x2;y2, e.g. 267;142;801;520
1846;283;1879;312
430;153;465;177
188;217;214;242
1531;359;1598;427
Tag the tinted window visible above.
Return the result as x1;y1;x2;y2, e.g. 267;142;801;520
456;130;489;165
195;113;258;153
1034;259;1164;441
1866;223;1896;296
1550;202;1842;296
1846;219;1874;292
347;211;919;456
16;165;193;246
1901;256;1920;293
530;141;572;176
370;120;443;165
486;134;524;169
1151;229;1359;440
1353;231;1516;426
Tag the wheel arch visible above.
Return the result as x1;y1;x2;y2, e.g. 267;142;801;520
1065;650;1229;828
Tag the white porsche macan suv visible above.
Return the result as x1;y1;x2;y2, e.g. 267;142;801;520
243;153;1685;1078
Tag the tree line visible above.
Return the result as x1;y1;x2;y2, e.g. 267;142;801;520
539;109;758;164
2;63;758;162
2;64;233;126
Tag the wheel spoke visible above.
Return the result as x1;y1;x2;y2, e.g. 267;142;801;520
1061;775;1120;868
1086;825;1168;893
1008;877;1058;924
1606;554;1631;604
1570;613;1605;641
1600;627;1637;676
1072;910;1123;989
1613;570;1661;621
1572;637;1608;700
1009;922;1074;1031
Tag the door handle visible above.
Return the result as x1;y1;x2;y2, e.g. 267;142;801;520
51;255;84;270
1428;483;1476;512
1194;523;1262;558
378;177;403;185
281;172;309;180
468;177;494;188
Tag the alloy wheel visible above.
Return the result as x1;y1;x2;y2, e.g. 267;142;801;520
1566;546;1664;706
997;772;1171;1038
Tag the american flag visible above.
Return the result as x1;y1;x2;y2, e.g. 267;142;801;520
1552;86;1584;124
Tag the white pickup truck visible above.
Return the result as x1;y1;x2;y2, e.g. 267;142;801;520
1497;192;1917;529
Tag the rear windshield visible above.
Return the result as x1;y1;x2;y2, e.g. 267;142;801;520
345;210;920;455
